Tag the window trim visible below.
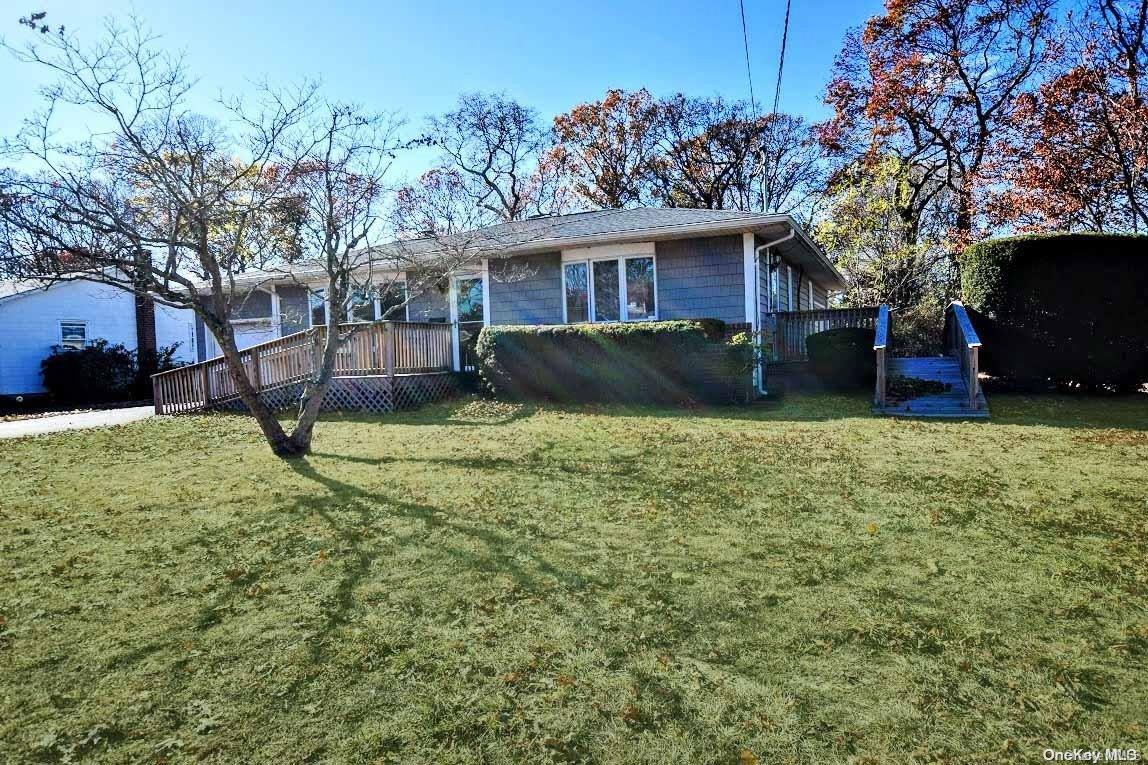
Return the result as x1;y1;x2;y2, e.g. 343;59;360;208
58;320;88;349
561;253;658;324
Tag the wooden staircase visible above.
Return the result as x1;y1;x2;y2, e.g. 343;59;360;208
873;302;990;419
880;356;990;418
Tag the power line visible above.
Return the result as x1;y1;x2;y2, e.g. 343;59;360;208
772;0;792;114
739;0;757;117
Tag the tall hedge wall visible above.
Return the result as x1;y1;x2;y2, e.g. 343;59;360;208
475;321;751;404
961;234;1148;390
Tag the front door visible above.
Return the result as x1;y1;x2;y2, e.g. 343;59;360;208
453;276;485;372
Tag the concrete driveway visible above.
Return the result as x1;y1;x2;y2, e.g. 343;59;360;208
0;405;155;440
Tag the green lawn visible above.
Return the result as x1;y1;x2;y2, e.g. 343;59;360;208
1;394;1146;764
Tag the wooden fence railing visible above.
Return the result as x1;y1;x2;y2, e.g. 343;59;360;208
152;321;453;415
944;301;983;409
765;307;880;362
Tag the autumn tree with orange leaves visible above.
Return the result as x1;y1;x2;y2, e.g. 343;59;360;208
821;0;1057;289
992;0;1148;232
550;89;662;209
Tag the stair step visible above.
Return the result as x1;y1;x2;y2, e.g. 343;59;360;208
878;356;990;419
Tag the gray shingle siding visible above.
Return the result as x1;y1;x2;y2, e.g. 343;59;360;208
655;235;745;324
755;232;835;321
489;252;563;325
812;282;828;308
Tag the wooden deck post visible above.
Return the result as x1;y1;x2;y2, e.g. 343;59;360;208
873;304;890;408
249;347;262;391
200;363;211;408
385;321;396;378
153;377;164;415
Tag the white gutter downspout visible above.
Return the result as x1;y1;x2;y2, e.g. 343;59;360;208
753;227;796;395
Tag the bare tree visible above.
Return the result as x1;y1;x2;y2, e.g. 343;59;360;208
391;167;501;238
422;92;561;221
646;97;825;219
0;15;476;457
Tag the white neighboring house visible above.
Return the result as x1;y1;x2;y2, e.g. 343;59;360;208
0;277;197;397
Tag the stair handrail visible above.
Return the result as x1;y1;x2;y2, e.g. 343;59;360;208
945;300;983;409
873;304;891;407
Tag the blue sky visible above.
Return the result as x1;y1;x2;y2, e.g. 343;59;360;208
0;0;882;180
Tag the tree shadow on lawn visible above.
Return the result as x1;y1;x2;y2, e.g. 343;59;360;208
279;455;599;623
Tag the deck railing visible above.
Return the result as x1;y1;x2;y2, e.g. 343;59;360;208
152;321;453;415
944;301;983;409
765;306;881;362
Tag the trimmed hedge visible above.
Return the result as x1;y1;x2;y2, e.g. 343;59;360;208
475;321;752;404
806;327;876;389
962;234;1148;390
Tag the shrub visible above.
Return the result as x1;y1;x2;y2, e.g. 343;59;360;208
961;234;1148;391
475;321;750;404
41;340;138;404
892;295;945;357
133;343;185;398
806;327;876;389
41;341;185;405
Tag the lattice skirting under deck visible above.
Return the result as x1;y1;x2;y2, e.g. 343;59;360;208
210;373;459;415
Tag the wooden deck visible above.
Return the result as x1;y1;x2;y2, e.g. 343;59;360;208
152;321;454;415
876;356;989;418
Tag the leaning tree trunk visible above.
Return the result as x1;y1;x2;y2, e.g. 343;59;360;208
214;334;302;457
286;324;346;454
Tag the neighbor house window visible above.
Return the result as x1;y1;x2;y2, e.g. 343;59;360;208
563;262;589;323
233;289;274;321
59;321;88;349
455;278;484;323
564;255;657;323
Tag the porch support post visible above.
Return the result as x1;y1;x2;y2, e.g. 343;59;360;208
448;276;461;372
741;232;757;330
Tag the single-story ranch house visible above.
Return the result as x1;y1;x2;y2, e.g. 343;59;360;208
156;207;988;418
193;207;846;380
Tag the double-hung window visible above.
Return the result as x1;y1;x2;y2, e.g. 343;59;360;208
59;321;88;349
563;255;656;323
